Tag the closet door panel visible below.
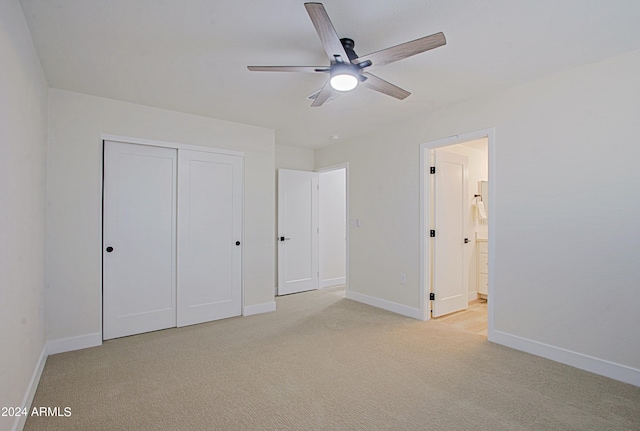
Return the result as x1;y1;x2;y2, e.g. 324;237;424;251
177;150;243;327
103;141;177;340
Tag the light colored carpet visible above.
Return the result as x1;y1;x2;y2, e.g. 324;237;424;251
26;288;640;430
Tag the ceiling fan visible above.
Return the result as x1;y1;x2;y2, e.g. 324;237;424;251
248;2;446;107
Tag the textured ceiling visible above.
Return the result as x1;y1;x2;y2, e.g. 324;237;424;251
19;0;640;149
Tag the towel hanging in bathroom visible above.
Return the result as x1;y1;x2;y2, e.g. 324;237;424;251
475;197;487;222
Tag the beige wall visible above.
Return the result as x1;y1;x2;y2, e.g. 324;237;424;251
0;0;49;428
275;144;315;171
316;49;640;383
46;89;276;344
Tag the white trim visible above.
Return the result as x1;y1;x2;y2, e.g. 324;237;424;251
489;330;640;387
419;128;496;324
243;301;276;316
315;162;349;174
419;145;429;320
468;291;478;301
346;290;422;320
101;134;244;157
321;277;346;288
12;346;47;431
46;332;102;355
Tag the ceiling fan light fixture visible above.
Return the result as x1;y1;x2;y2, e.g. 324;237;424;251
247;3;446;106
329;64;358;92
330;73;358;91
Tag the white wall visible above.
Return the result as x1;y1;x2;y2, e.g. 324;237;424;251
315;49;640;384
0;1;48;429
46;89;276;347
319;169;346;287
275;144;314;171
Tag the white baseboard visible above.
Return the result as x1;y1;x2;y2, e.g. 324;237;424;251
243;301;276;316
489;329;640;387
346;290;422;320
12;345;47;431
47;332;102;355
468;291;478;301
320;277;346;288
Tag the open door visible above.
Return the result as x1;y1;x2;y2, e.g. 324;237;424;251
431;150;469;317
277;169;319;295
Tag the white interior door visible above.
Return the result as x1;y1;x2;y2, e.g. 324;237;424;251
103;141;177;340
432;150;469;317
278;169;319;295
177;150;243;327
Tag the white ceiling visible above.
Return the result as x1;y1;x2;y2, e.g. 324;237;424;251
19;0;640;149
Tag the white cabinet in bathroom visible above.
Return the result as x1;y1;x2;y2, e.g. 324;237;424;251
476;238;488;299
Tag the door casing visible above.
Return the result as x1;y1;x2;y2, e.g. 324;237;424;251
276;164;350;296
419;129;495;338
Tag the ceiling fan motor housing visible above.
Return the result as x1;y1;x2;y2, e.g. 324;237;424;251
340;38;358;62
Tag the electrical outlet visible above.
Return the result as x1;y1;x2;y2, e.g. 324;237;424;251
400;273;407;284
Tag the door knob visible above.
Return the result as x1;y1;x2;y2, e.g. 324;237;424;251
235;241;241;246
464;238;469;244
106;246;114;252
279;236;291;242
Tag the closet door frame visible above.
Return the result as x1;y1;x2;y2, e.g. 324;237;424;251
101;134;244;340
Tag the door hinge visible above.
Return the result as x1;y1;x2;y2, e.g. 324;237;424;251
430;166;436;174
430;293;435;300
430;230;435;237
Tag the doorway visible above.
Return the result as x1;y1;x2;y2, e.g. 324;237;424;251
420;129;493;336
277;164;348;296
318;166;347;289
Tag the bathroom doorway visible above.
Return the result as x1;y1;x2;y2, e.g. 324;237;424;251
420;129;493;337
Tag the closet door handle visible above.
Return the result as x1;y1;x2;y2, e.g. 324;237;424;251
235;241;241;246
106;246;114;253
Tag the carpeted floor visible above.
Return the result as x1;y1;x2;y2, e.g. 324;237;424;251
25;288;640;430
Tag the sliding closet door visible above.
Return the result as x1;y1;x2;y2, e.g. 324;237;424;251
177;150;243;327
103;141;177;340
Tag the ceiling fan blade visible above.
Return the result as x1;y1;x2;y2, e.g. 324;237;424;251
247;66;329;73
354;32;446;69
361;73;411;100
310;80;336;107
304;3;349;62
